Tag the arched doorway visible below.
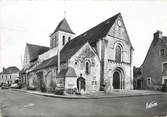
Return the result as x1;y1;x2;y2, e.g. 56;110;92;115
77;77;86;92
36;72;46;92
112;68;125;89
113;72;120;89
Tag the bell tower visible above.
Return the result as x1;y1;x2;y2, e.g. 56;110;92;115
50;18;75;50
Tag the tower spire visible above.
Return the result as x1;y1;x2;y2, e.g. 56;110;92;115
63;0;66;19
64;11;66;18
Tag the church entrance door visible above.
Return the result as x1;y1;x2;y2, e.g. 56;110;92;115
112;68;125;89
77;77;85;92
113;71;120;89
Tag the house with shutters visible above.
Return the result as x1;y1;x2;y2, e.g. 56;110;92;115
21;13;134;94
140;31;167;90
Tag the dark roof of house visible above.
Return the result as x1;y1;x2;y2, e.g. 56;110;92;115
26;43;49;62
32;13;121;71
63;13;120;51
51;18;75;35
56;67;77;78
1;66;20;74
141;35;167;67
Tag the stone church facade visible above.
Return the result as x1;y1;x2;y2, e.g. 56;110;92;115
21;13;134;94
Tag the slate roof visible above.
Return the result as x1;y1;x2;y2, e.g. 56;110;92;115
27;43;49;62
1;66;20;74
32;13;121;71
51;18;75;35
63;13;120;50
141;34;167;67
56;67;77;78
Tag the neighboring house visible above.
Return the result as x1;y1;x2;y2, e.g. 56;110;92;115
22;13;134;94
0;66;20;84
141;30;167;90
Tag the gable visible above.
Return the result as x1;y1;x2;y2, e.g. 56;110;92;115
107;14;133;49
70;42;100;65
23;45;30;66
142;37;167;67
26;43;49;62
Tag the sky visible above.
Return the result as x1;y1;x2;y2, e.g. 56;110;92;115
0;0;167;71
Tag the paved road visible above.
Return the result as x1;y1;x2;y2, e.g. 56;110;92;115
0;89;167;117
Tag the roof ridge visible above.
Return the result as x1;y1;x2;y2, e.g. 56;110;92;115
62;13;120;50
26;43;49;48
68;13;120;41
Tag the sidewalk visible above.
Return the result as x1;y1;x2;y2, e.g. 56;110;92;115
13;89;167;99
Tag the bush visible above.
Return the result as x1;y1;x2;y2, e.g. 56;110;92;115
55;88;64;95
161;83;167;92
66;88;77;95
27;85;36;90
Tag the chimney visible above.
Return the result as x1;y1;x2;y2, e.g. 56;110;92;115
154;30;163;39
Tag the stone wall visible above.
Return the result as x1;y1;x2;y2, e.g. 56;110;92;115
27;63;67;92
104;61;131;90
69;43;101;92
27;72;37;89
50;31;75;50
65;77;77;89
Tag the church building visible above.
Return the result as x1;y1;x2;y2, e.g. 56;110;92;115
21;13;134;94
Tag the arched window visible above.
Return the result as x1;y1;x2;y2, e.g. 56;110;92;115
85;61;90;74
62;36;65;45
115;45;122;62
52;38;55;47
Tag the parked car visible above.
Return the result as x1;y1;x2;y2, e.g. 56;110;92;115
11;83;19;88
1;83;9;89
11;82;22;89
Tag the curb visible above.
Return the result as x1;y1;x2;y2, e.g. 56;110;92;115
11;89;167;99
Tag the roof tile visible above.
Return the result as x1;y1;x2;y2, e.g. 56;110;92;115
27;43;49;62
